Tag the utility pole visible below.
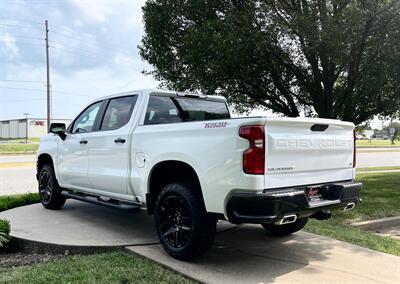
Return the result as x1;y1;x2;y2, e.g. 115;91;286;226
23;113;29;144
45;19;51;133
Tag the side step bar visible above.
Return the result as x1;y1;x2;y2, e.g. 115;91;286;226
61;190;141;212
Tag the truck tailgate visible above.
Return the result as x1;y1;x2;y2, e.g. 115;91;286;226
264;118;355;189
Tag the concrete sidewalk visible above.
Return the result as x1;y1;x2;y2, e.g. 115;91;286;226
128;227;400;284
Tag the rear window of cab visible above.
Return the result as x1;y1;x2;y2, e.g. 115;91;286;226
144;96;230;125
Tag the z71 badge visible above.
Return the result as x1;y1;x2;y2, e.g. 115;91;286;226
204;122;228;128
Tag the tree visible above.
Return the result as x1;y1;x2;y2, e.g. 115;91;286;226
140;0;400;125
383;121;400;144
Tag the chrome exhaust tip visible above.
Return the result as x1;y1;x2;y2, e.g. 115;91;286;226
343;202;355;211
276;214;297;225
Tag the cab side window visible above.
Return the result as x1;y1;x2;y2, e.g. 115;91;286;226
144;96;183;125
101;96;138;131
72;101;102;133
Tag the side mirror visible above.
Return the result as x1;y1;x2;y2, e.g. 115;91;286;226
50;123;67;140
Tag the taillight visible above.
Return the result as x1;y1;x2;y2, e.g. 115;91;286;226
239;125;265;174
353;130;356;168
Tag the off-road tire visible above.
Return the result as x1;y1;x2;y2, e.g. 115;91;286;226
261;218;308;236
38;164;66;209
154;182;216;260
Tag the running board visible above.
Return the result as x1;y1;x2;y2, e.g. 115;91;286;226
61;190;141;212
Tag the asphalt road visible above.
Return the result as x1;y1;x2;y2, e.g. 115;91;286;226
0;154;35;163
0;166;37;196
0;151;399;196
357;150;400;168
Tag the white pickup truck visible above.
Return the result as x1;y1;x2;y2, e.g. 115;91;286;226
37;89;362;260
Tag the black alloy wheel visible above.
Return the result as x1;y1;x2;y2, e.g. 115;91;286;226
158;194;192;248
38;164;66;209
39;170;52;204
154;182;216;260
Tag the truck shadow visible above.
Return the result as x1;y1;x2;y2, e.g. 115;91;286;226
154;222;382;283
188;223;327;282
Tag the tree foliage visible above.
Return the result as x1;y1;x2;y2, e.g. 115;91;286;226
140;0;400;124
383;121;400;144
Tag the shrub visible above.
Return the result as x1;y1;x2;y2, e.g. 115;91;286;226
0;219;11;248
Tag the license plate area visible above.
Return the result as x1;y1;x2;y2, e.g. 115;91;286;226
306;186;326;202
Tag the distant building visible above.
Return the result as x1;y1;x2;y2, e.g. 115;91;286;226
0;118;72;139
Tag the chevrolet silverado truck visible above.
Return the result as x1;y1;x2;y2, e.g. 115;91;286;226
36;89;362;260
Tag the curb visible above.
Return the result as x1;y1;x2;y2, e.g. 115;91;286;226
352;216;400;231
123;246;200;284
4;236;123;255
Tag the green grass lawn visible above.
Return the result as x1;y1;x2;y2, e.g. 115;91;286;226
0;193;40;212
305;172;400;255
0;138;40;154
357;139;400;148
0;138;41;143
0;251;193;284
0;143;38;154
357;166;400;172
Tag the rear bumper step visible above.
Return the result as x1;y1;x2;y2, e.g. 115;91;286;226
226;181;362;224
61;190;141;212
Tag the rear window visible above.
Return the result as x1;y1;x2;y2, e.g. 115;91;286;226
175;97;230;121
144;95;230;125
144;96;183;125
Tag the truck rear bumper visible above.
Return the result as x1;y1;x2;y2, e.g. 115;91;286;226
226;181;362;224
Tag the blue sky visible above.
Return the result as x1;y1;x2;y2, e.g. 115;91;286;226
0;0;157;120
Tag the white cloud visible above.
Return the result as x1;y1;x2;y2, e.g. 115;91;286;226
70;0;117;22
73;19;83;28
0;33;19;59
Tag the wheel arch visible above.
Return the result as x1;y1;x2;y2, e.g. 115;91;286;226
36;153;54;180
146;160;204;215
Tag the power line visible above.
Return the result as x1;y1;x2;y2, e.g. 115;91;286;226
49;29;127;52
49;29;115;49
0;18;43;26
0;86;96;98
49;42;110;59
0;39;45;46
49;44;109;62
0;22;42;31
0;98;44;103
0;97;84;107
49;28;136;59
0;35;44;41
53;90;96;98
50;44;140;66
0;79;45;84
0;86;47;92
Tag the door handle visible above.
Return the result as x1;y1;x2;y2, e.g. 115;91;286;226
79;139;88;144
114;138;126;143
